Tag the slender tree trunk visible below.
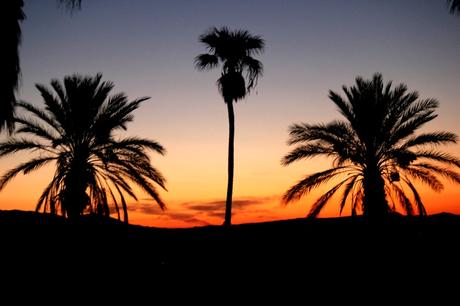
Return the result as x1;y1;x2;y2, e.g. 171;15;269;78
224;100;235;227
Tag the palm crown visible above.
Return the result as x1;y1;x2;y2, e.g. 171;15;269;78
448;0;460;14
195;26;264;103
0;74;166;222
282;73;460;218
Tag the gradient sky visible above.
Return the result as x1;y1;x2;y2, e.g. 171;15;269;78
1;0;459;227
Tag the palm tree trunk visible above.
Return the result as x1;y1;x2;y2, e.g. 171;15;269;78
63;150;90;221
224;100;235;227
363;165;388;220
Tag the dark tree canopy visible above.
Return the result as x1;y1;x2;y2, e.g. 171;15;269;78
195;26;264;104
448;0;460;14
282;73;460;219
1;0;25;132
0;74;166;222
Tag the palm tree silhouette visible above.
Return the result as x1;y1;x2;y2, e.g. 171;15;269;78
282;73;460;220
448;0;460;14
0;74;166;222
2;1;81;133
1;0;25;133
195;27;264;226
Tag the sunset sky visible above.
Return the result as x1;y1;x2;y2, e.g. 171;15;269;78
1;0;459;227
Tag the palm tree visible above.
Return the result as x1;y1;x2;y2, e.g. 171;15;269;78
0;74;166;222
282;73;460;220
448;0;460;14
2;1;81;134
195;27;264;226
1;0;25;133
58;0;82;10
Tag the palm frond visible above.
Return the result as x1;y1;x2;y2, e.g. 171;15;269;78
106;96;150;131
329;90;354;124
198;27;223;51
339;175;360;215
402;132;457;148
108;137;166;155
111;160;166;209
106;184;121;221
282;167;347;204
241;32;265;54
391;183;414;216
415;150;460;167
411;162;460;184
14;116;58;143
0;138;46;157
113;184;129;223
403;166;444;191
194;54;219;70
396;98;438;126
0;156;55;190
36;177;59;213
282;144;334;166
448;0;460;14
36;83;68;129
103;172;138;201
16;101;63;135
242;56;263;91
287;121;353;145
307;178;349;218
403;177;426;216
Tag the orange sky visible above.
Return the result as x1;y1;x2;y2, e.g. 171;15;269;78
0;133;459;228
1;1;459;227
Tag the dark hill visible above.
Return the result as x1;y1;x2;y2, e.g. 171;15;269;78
1;210;460;285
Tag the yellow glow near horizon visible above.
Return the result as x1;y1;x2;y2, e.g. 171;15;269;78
2;0;460;228
1;145;459;228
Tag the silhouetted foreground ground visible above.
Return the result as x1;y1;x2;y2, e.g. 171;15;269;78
1;210;460;287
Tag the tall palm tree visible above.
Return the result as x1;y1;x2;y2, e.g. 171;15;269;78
195;27;264;226
0;74;166;222
1;0;25;133
448;0;460;14
2;1;81;134
282;73;460;220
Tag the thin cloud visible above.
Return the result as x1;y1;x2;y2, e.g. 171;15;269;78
183;196;278;213
126;196;281;226
131;202;211;226
185;204;220;212
166;212;211;226
127;202;164;215
178;196;281;221
206;211;225;219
